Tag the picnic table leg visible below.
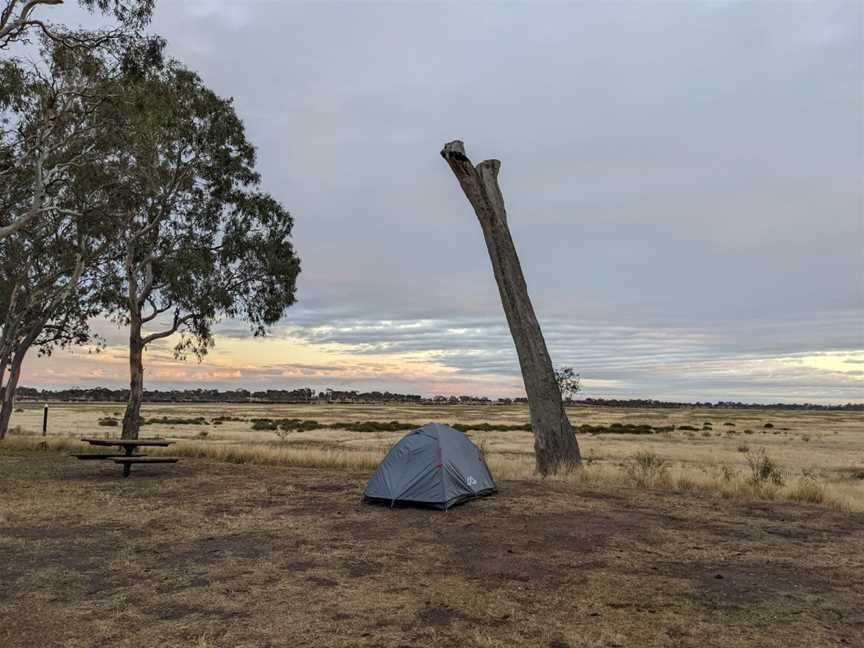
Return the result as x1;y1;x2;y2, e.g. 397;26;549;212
122;445;136;478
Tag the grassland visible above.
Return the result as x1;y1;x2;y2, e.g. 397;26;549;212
2;402;863;647
6;401;864;511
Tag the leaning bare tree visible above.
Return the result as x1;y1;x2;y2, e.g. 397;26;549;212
441;140;581;475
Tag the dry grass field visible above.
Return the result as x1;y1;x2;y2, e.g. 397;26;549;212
2;403;863;647
6;401;864;510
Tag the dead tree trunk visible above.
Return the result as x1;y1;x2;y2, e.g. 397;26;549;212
440;140;581;475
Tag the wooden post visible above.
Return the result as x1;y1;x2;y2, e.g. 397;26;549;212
440;140;582;475
42;403;48;436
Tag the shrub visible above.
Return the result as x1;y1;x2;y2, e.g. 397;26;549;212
736;444;749;453
723;422;735;427
622;451;669;488
763;423;774;429
142;416;208;426
677;425;697;431
251;418;278;431
746;449;784;487
580;423;656;435
98;417;119;427
14;407;23;413
744;429;753;435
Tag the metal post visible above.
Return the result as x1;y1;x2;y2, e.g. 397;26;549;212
42;403;48;436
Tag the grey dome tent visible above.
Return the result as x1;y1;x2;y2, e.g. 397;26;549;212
363;423;497;510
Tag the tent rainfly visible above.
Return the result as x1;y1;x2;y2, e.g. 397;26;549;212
363;423;497;510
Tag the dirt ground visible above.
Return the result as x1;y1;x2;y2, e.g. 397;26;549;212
1;450;863;648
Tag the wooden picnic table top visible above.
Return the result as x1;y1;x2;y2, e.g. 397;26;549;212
81;438;173;447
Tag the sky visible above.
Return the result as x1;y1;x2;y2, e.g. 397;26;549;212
19;1;864;403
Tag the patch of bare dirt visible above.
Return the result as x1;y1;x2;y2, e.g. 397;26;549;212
2;452;863;648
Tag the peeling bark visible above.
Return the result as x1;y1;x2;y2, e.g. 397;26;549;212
440;140;581;475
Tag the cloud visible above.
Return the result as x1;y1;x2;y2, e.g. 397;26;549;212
12;2;863;404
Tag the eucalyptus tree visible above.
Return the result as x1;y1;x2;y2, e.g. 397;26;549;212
0;214;99;437
98;62;300;439
0;37;160;437
0;0;156;240
554;367;581;404
0;0;154;50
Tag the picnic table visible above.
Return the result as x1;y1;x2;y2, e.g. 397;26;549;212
75;438;179;477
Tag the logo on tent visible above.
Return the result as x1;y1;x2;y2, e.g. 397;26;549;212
467;476;477;487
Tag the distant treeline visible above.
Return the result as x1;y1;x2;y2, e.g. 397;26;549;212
12;387;863;411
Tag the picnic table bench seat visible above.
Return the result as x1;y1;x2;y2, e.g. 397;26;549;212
113;456;179;478
71;453;146;460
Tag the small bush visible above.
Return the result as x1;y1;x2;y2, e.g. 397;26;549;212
14;408;23;413
98;417;119;427
622;451;669;488
763;423;774;429
744;429;753;435
737;444;749;453
746;449;784;487
677;425;697;431
251;418;278;431
723;422;735;427
142;416;207;426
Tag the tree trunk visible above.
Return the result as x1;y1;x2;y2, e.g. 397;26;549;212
0;329;38;439
440;140;581;476
0;346;26;438
122;314;144;439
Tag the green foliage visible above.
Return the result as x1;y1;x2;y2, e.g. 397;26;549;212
677;425;698;431
580;423;661;435
141;416;208;426
97;60;301;360
553;366;581;401
746;449;784;487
